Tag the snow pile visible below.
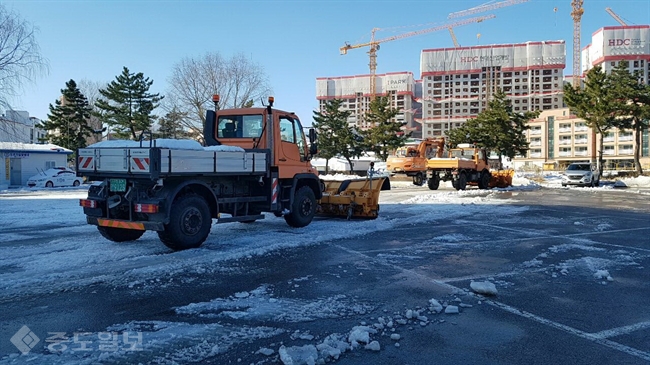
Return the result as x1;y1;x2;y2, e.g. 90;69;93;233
203;145;245;152
175;285;373;322
470;281;498;296
594;270;614;282
348;325;377;348
615;175;650;188
279;344;318;365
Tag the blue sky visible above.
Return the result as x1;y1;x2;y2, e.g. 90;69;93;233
4;0;649;128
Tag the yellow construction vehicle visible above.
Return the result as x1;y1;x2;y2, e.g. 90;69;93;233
77;96;388;250
386;137;445;185
426;144;513;190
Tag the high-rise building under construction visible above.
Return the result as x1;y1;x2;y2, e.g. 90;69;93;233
418;41;566;137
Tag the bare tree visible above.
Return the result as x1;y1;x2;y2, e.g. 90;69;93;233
77;79;107;144
167;52;271;139
0;4;48;114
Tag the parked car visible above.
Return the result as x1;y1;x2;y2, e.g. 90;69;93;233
561;162;600;187
27;167;84;188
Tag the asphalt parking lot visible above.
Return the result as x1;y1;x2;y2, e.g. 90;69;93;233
1;186;649;364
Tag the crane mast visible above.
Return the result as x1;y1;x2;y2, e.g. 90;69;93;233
571;0;584;88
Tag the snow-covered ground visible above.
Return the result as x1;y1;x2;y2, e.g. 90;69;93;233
0;176;649;364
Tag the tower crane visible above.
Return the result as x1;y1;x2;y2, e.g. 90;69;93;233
446;1;529;48
571;0;584;88
448;0;529;19
605;7;627;26
340;15;495;98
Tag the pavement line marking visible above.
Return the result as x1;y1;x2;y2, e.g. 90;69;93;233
486;300;650;361
331;242;650;363
591;321;650;339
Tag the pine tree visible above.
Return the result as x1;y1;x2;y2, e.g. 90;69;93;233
157;107;186;139
38;79;94;160
607;60;650;174
445;90;538;168
564;65;618;176
95;67;163;140
361;96;410;162
312;99;362;173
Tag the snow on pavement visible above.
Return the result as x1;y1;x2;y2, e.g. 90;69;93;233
1;178;648;364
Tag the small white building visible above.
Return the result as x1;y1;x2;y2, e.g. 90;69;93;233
0;142;72;189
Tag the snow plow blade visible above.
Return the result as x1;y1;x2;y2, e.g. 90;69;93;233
317;177;390;219
489;169;514;188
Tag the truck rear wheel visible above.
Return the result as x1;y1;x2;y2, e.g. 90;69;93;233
427;174;440;190
284;186;316;228
158;194;212;250
97;226;145;242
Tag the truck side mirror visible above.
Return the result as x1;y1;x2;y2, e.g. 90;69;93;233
309;128;317;143
310;142;318;156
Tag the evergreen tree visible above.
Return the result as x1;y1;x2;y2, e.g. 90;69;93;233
38;79;94;160
95;67;163;140
312;99;362;173
361;96;410;162
607;60;650;174
445;90;538;168
157;107;187;139
564;65;618;176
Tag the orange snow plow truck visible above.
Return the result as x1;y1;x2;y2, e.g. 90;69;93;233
386;138;445;185
77;96;389;250
426;144;514;190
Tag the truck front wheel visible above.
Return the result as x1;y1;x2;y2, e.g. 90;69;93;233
158;194;212;250
285;186;316;228
412;173;424;186
98;226;145;242
455;172;468;191
478;171;491;189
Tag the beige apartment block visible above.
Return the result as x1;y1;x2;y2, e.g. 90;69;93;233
513;108;650;171
316;72;417;133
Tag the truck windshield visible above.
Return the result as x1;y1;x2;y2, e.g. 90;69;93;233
218;115;263;138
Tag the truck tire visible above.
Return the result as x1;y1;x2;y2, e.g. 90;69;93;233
427;175;440;190
455;172;467;191
413;173;424;186
97;226;145;242
478;171;491;190
284;186;316;228
158;194;212;250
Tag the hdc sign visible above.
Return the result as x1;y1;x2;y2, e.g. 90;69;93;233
608;38;642;46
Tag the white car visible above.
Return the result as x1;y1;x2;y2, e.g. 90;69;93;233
561;162;600;187
27;167;84;188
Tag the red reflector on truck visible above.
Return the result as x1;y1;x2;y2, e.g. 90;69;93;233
79;199;97;208
134;204;159;213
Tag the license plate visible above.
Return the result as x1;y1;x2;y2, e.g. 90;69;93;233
109;179;127;192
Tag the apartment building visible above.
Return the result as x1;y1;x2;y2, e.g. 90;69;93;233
316;72;417;133
418;41;566;138
0;110;46;143
582;25;650;85
513;108;650;170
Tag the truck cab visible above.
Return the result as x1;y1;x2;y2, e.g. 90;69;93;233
204;96;318;180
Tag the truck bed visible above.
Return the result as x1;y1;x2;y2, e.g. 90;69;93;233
77;146;268;179
426;157;477;170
